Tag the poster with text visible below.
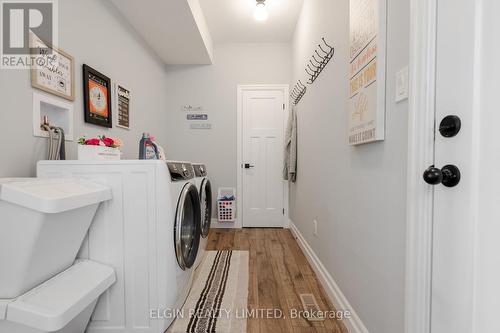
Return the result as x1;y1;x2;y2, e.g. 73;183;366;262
116;85;130;129
349;0;386;145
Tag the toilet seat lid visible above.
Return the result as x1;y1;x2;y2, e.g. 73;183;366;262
3;260;115;332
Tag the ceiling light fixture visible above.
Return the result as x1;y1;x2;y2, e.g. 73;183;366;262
254;0;268;21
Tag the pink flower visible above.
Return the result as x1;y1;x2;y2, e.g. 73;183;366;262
102;137;115;147
85;138;100;146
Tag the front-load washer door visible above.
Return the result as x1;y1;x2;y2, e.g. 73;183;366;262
174;183;201;270
200;178;212;238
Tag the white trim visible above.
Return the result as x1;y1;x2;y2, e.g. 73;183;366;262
289;221;368;333
236;84;290;229
404;0;437;332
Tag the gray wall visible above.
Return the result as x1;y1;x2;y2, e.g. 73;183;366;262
0;0;169;177
164;43;291;209
289;0;409;332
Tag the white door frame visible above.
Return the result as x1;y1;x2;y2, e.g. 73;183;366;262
404;0;440;332
236;84;290;229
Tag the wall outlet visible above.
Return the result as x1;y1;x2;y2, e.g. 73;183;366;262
313;219;318;236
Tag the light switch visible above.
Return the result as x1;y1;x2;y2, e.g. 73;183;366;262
395;66;409;102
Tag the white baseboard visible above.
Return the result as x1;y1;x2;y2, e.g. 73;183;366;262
289;221;369;333
210;218;241;229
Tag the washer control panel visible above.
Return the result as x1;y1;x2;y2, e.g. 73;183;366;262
192;164;207;177
167;162;194;181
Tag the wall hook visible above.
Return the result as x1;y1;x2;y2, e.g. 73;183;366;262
309;60;320;70
314;50;325;60
307;64;317;73
312;55;323;65
322;37;333;50
318;44;329;55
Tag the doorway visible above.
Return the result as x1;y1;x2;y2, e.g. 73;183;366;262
237;85;289;228
406;0;500;332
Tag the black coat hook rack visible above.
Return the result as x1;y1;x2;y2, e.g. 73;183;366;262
289;38;334;106
290;80;306;105
304;37;335;84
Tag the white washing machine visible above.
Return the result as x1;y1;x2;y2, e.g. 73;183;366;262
191;163;212;270
166;161;202;306
37;160;201;333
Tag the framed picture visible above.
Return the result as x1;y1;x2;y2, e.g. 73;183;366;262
114;83;130;130
83;64;112;128
31;35;75;101
348;0;387;145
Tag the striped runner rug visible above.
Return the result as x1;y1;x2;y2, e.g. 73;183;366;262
169;250;249;333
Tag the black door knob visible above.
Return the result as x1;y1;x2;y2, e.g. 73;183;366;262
244;163;255;169
439;115;461;137
423;166;443;185
423;165;461;187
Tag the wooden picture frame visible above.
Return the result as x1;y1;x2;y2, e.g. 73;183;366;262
30;37;75;101
83;64;112;128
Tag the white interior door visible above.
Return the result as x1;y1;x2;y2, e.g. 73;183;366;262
429;0;500;332
241;88;285;228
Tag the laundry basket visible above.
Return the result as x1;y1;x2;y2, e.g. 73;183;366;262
217;187;236;222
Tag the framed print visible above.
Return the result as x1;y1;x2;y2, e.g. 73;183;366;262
348;0;387;145
83;64;112;128
30;35;75;101
114;84;130;130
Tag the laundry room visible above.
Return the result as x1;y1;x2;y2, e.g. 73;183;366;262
3;0;498;333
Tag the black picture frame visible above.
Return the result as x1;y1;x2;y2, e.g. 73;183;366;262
83;64;112;128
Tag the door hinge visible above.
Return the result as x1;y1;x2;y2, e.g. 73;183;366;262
283;208;285;215
283;103;285;110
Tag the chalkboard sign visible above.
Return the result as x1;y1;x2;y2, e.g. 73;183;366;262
116;85;130;129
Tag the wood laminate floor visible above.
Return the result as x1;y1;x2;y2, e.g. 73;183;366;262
207;228;349;333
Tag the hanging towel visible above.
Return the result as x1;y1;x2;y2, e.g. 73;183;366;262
283;105;297;182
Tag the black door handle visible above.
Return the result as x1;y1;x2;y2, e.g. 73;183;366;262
423;165;461;187
244;163;255;169
439;115;461;138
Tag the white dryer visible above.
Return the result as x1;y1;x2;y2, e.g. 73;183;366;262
191;163;212;270
37;160;202;333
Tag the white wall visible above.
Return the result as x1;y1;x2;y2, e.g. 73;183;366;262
0;0;169;177
164;43;291;215
290;0;409;332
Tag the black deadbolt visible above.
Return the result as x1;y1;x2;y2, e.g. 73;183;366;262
439;115;461;138
423;165;461;187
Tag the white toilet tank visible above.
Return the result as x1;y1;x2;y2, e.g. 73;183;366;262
0;178;112;299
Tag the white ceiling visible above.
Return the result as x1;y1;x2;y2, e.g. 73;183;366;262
199;0;304;43
110;0;214;64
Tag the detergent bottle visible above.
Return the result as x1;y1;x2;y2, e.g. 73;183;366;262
150;136;166;160
139;133;158;160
